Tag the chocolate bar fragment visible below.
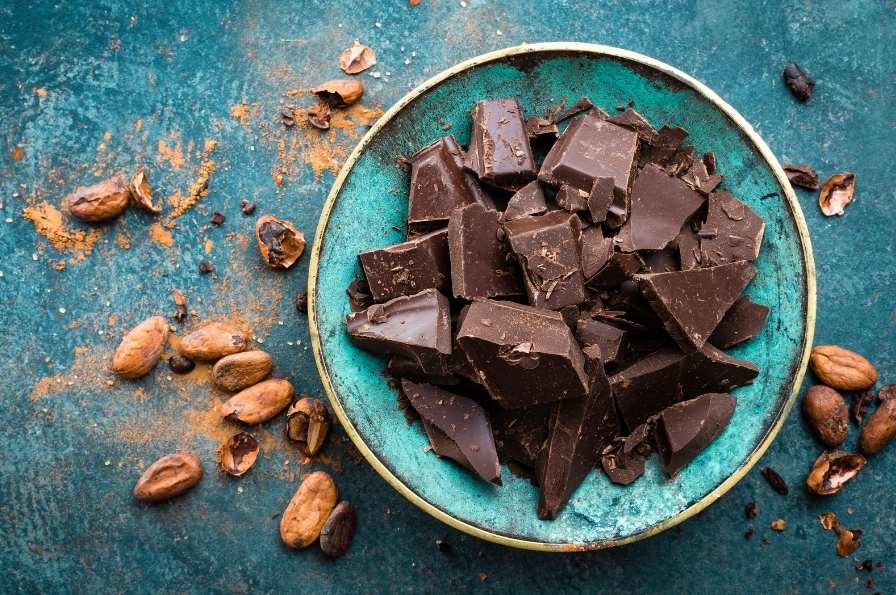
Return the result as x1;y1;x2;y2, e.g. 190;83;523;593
539;115;639;202
606;108;660;144
536;344;617;518
346;289;452;375
456;300;589;408
601;421;653;485
359;228;450;302
709;297;769;349
467;98;537;192
681;158;723;195
503;180;548;221
579;226;613;279
698;191;765;266
588;177;616;224
524;116;559;144
575;318;627;365
504;211;586;310
448;203;521;300
586;252;643;290
679;343;758;398
491;405;550;467
402;380;501;484
616;164;706;252
634;261;757;351
555;185;589;212
655;393;736;478
639;125;688;168
408;136;492;231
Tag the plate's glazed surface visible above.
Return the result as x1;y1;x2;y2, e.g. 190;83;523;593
308;44;815;550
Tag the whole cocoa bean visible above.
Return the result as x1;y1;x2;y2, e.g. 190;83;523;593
221;378;293;425
280;471;338;549
810;345;878;391
65;177;130;222
112;316;169;379
803;385;848;447
134;453;203;502
320;501;357;558
179;322;248;361
859;396;896;455
212;351;273;391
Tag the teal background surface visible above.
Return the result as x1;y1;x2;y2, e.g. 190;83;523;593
1;1;894;593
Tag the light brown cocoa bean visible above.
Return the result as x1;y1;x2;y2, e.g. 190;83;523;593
280;471;338;549
221;378;293;425
285;397;330;456
859;396;896;455
212;351;273;391
810;345;877;390
65;177;131;222
134;453;203;502
112;316;170;379
803;385;848;447
179;322;247;361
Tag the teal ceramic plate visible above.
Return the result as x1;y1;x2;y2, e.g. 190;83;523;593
309;43;815;551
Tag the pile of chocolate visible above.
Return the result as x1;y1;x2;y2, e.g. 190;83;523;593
345;97;768;519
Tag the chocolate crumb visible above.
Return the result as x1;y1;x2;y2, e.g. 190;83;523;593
198;259;215;274
211;211;225;226
745;501;758;519
435;539;453;555
783;62;815;101
295;291;308;315
857;559;874;572
761;466;789;495
240;200;256;215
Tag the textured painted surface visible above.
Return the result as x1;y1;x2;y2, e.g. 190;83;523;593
314;48;810;546
0;1;894;593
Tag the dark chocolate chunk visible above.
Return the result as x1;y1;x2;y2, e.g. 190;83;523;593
554;185;589;212
346;289;452;375
698;191;765;266
606;108;659;144
639;125;688;168
448;203;521;300
502;180;548;221
551;97;599;124
709;296;769;349
655;393;736;478
634;261;757;351
346;278;373;312
783;62;815;102
491;404;551;467
539;115;639;202
408;136;492;231
467;98;537;191
664;145;695;177
574;318;627;365
359;228;450;302
536;344;617;518
524;116;559;143
579;226;613;279
616;164;706;252
678;343;758;398
504;211;586;310
402;380;501;484
588;177;616;224
681;158;723;195
675;225;701;270
456;300;589;408
702;152;717;175
586;252;643;290
601;421;653;485
782;163;820;190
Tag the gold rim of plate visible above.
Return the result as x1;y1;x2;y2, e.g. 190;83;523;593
307;42;817;552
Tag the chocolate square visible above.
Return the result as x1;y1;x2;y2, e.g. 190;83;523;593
448;203;521;300
359;228;450;302
467;98;537;192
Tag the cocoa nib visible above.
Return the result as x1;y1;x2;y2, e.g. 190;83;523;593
295;291;308;315
319;501;357;558
255;215;305;269
198;259;215;274
171;288;188;322
744;501;758;519
211;211;225;226
783;62;815;101
761;466;789;495
806;451;866;495
818;512;863;557
782;164;820;190
168;355;195;374
240;200;256;215
339;40;376;75
281;107;296;128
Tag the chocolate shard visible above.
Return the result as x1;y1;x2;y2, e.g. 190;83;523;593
408;136;492;232
639;125;688;168
346;289;452;375
634;261;757;351
536;344;617;519
448;203;521;300
468;98;537;192
401;380;501;484
579;226;613;279
551;97;603;124
601;421;654;485
574;318;628;365
491;404;551;467
709;296;769;349
456;300;590;408
554;185;590;212
675;224;701;270
610;347;689;430
504;211;586;310
616;164;706;252
698;191;765;266
678;343;758;397
605;108;660;144
359;228;450;302
664;145;695;177
524;116;559;144
681;158;723;195
588;177;616;224
702;152;717;175
655;393;736;478
503;180;548;221
538;115;639;203
586;252;643;290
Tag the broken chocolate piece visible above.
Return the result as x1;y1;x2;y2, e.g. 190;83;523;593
402;380;501;484
579;226;613;279
601;421;653;485
502;180;548;221
606;108;659;144
675;225;701;270
408;136;492;232
588;177;616;224
539;115;639;202
504;211;586;310
536;344;617;518
346;278;373;312
586;252;643;290
616;164;706;252
681;158;723;195
359;228;450;302
524;117;559;144
554;185;589;212
635;261;757;350
491;405;551;467
639;125;688;168
698;191;765;266
655;393;736;478
702;152;717;175
346;289;452;375
709;297;769;349
574;318;627;365
783;163;820;190
679;343;758;398
551;97;600;123
448;203;521;300
456;300;589;408
783;62;815;102
467;98;537;191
